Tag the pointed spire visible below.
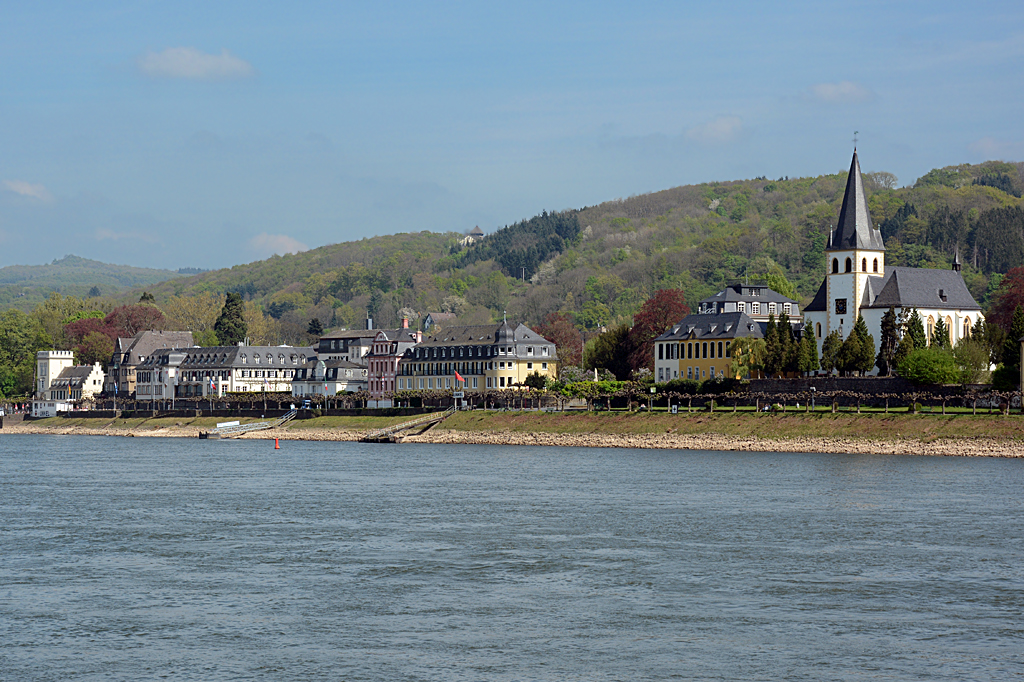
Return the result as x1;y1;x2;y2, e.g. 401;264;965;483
953;246;962;272
832;151;886;252
827;226;833;249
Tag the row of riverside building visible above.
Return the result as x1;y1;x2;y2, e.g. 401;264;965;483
30;317;561;415
31;150;1000;417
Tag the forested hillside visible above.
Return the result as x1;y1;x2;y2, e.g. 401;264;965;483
0;255;186;312
30;159;1024;346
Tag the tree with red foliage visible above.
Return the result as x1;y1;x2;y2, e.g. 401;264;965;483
76;331;114;366
626;289;690;372
105;304;167;338
987;266;1024;331
64;317;115;346
534;312;582;367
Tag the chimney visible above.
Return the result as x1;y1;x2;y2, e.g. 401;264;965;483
366;317;373;330
402;317;409;329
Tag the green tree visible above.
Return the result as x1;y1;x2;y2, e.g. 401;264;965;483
851;315;876;374
214;292;248;346
875;307;900;376
139;291;155;303
307;318;324;337
837;331;863;376
729;337;765;379
893;333;915;371
898;348;959;385
0;309;52;396
952;338;990;385
904;309;927;350
931;316;950;350
798;333;819;375
763;314;782;377
820;330;842;375
523;371;547;390
584;323;631;380
1000;305;1024;373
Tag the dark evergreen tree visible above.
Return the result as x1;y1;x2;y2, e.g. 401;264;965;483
307;318;323;337
893;333;915;371
1001;304;1024;372
139;291;155;303
931;316;950;350
837;331;863;376
820;330;842;375
798;333;819;375
876;307;900;375
763;314;781;377
852;315;876;375
214;292;247;346
905;309;927;350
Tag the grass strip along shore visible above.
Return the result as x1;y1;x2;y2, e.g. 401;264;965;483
6;410;1024;458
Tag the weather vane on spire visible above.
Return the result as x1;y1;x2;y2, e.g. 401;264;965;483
853;130;859;150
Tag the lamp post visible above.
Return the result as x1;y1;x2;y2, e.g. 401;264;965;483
810;386;816;413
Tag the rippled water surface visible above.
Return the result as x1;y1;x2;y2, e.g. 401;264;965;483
2;435;1023;680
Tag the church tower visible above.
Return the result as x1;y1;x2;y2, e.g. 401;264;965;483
825;150;886;338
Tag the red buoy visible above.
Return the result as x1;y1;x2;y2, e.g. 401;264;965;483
275;438;280;449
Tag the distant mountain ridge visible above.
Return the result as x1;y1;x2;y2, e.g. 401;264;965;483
0;255;186;311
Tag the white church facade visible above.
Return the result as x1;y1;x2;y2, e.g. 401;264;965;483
802;151;983;373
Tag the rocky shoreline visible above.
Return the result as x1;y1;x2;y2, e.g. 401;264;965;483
4;420;1022;457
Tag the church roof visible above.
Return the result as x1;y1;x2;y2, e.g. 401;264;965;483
804;278;828;312
831;151;886;252
868;267;981;310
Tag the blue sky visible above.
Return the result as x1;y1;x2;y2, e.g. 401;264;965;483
1;1;1022;270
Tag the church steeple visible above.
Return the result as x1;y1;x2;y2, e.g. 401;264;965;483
832;151;886;252
953;246;962;272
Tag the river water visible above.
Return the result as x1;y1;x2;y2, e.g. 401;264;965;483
1;435;1022;681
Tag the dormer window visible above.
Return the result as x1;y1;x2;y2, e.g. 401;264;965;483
737;302;745;313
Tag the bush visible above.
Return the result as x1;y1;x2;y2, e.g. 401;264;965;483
701;376;740;394
659;378;701;394
991;364;1020;391
897;348;959;385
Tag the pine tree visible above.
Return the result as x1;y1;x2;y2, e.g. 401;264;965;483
932;316;950;349
905;309;927;350
214;292;248;346
1002;304;1024;371
820;330;842;375
852;315;876;375
838;331;863;376
307;318;324;337
893;333;915;372
763;314;781;377
799;333;819;375
876;307;900;375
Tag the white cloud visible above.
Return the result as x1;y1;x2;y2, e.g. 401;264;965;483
809;81;874;104
3;180;52;201
137;47;254;80
248;233;308;257
968;136;1024;159
685;116;743;145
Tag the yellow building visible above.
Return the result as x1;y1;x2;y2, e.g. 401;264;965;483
398;321;557;391
653;312;764;382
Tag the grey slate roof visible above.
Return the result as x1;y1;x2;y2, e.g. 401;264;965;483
54;365;99;386
121;330;194;364
804;279;828;312
867;267;981;310
655;312;763;341
698;283;797;307
831;151;886;251
415;322;550;348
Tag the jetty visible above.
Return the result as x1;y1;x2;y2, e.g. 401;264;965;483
199;409;298;439
359;406;456;443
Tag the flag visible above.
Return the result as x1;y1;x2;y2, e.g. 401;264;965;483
455;371;464;383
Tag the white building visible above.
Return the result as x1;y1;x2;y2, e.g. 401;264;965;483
35;350;75;399
291;358;368;397
803;150;984;371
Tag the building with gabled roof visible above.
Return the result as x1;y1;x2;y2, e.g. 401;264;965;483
654;312;763;382
104;330;194;396
803;150;984;371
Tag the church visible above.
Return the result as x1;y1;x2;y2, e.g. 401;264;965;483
802;151;984;372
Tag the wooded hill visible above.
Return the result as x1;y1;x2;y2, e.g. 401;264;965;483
74;159;1024;343
0;255;187;312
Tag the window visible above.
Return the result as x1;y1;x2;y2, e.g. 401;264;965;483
702;342;708;358
832;258;839;274
717;341;723;357
710;366;715;377
527;362;533;369
486;377;493;388
687;367;693;379
816;322;822;338
241;354;247;364
752;302;760;315
964;317;971;339
658;344;663;360
255;355;261;364
873;258;879;273
783;303;791;315
472;378;478;388
737;301;745;313
542;347;549;356
541;363;548;370
835;299;847;315
862;257;867;272
768;302;776;315
687;343;692;359
845;257;852;273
